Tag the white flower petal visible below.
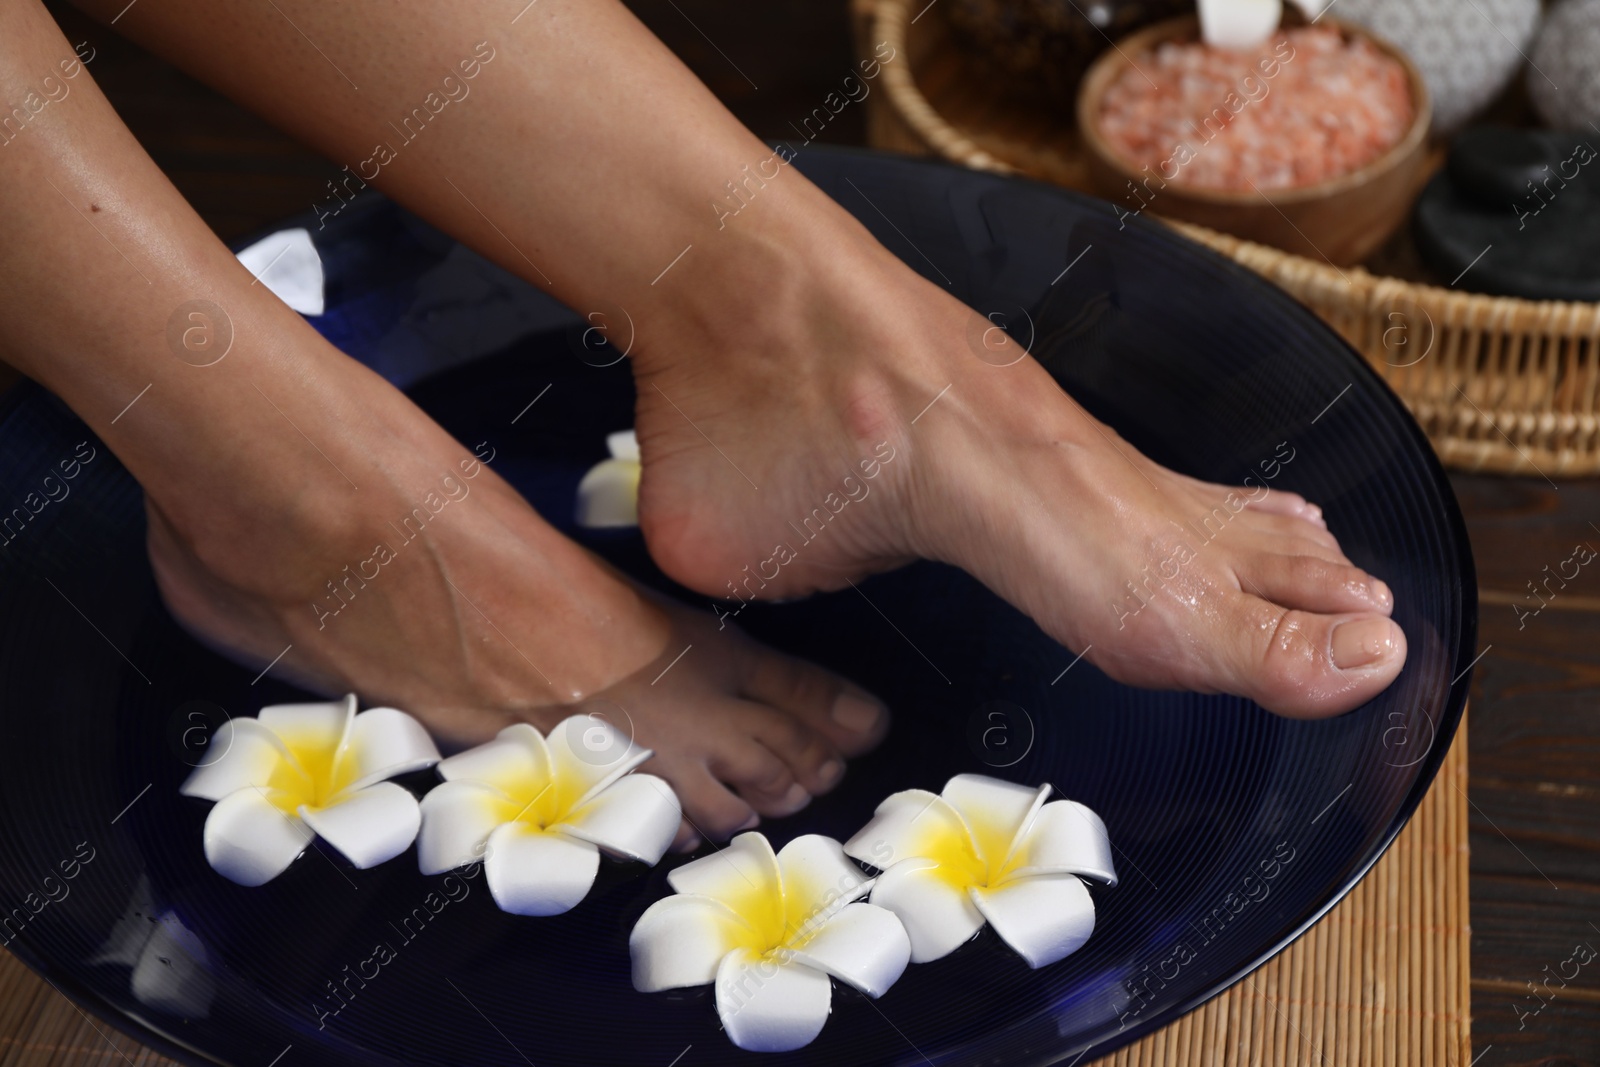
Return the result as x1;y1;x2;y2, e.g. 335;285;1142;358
554;773;679;864
179;718;294;801
483;823;600;916
868;858;985;963
339;707;441;792
545;713;653;809
235;227;324;316
299;782;421;870
417;780;524;875
971;872;1096;969
257;694;355;757
129;909;214;1017
202;788;314;886
667;831;782;912
576;457;641;528
630;894;757;992
775;834;872;936
436;723;552;798
606;429;640;461
787;902;909;998
1004;799;1118;885
941;774;1046;871
843;789;976;873
715;948;833;1053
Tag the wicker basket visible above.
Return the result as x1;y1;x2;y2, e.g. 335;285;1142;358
857;0;1600;477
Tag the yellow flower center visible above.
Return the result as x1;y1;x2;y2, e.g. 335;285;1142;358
920;824;991;890
499;771;587;832
266;728;358;813
720;876;788;955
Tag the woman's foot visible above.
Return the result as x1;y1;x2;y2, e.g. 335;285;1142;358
630;218;1404;719
577;590;888;848
143;341;885;840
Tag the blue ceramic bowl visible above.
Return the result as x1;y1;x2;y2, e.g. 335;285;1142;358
0;147;1473;1066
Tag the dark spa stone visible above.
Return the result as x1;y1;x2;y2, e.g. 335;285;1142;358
1415;126;1600;301
1446;126;1577;206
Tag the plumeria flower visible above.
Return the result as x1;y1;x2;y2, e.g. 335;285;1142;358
631;832;911;1053
180;694;441;886
575;430;640;528
417;713;680;915
844;774;1116;968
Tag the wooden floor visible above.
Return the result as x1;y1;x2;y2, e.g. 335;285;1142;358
19;2;1600;1064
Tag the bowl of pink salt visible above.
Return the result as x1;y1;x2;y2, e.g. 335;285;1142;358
1076;16;1430;265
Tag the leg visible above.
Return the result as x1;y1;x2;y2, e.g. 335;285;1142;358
0;0;886;842
79;0;1404;714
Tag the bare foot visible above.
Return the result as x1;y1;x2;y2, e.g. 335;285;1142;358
630;218;1404;719
579;590;888;848
143;343;886;840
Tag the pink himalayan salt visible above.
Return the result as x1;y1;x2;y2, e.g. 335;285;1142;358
1096;26;1414;192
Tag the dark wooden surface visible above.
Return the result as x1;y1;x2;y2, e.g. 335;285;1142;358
1453;474;1600;1067
23;2;1600;1064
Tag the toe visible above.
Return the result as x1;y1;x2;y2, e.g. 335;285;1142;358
671;820;702;854
1249;512;1345;558
1241;487;1326;529
1266;533;1352;568
741;648;889;757
655;758;759;841
709;732;812;818
1216;592;1406;718
1234;554;1394;615
746;705;845;796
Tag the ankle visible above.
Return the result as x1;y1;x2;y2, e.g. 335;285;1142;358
135;351;677;706
630;178;908;374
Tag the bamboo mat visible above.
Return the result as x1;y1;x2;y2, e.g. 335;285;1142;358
0;721;1470;1065
1087;719;1471;1067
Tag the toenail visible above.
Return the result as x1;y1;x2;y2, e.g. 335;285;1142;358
832;692;883;733
818;759;845;788
1332;618;1400;670
1371;579;1393;609
779;783;810;812
736;812;760;832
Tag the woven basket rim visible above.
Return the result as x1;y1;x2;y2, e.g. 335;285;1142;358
871;0;1600;334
